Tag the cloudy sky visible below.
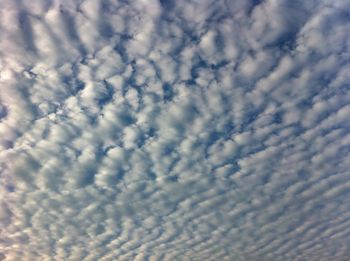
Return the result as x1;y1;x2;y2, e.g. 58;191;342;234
0;0;350;260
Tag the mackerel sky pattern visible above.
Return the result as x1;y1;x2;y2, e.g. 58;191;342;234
0;0;350;260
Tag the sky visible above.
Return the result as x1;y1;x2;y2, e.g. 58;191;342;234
0;0;350;260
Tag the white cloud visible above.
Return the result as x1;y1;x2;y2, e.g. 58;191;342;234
0;0;349;260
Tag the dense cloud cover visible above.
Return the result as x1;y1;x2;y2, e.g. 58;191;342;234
0;0;350;260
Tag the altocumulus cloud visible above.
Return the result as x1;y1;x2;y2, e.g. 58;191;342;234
0;0;350;260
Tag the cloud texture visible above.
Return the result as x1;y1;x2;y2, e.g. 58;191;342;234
0;0;350;260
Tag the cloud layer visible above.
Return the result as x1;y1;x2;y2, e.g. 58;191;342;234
1;0;350;260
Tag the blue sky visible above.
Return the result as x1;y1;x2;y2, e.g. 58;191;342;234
0;0;350;260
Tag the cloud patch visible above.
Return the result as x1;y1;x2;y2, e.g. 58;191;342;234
0;0;350;260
